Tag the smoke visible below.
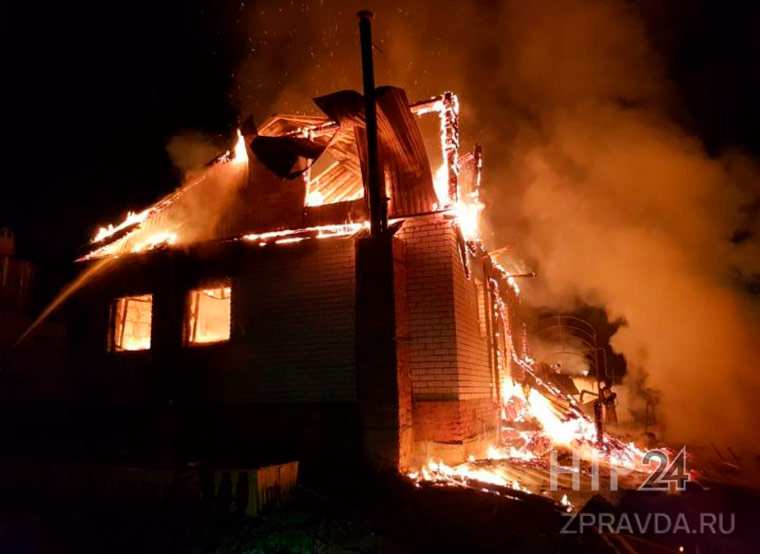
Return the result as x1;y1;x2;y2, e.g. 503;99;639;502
160;131;247;247
472;1;760;446
166;131;225;173
531;335;591;377
232;1;760;446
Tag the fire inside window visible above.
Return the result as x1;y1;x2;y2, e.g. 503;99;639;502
112;294;152;351
185;285;231;345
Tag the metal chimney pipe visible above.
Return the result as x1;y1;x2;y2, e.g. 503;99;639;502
357;10;386;236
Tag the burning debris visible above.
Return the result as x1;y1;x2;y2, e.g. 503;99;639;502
409;371;654;510
408;256;655;510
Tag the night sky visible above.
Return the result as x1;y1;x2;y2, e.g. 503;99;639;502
2;0;760;265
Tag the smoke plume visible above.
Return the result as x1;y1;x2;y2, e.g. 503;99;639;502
233;0;760;446
166;131;226;173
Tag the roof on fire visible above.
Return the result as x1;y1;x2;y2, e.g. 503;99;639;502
80;88;465;261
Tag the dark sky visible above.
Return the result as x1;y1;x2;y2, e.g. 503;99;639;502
2;1;245;263
2;0;760;264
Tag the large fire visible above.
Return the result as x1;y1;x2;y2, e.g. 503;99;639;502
408;238;651;509
81;92;483;262
78;94;646;500
409;364;651;509
51;87;659;515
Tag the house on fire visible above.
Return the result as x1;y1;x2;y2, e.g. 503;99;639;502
67;87;526;471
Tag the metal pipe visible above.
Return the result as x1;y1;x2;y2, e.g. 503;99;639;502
357;10;386;236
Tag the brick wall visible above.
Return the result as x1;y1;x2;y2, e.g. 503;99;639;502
397;214;499;446
217;237;357;403
413;398;497;442
67;217;500;464
397;214;495;401
452;241;495;401
396;215;459;399
66;238;360;464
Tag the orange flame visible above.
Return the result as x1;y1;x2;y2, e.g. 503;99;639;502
130;231;177;253
232;129;247;165
409;376;649;507
433;164;450;208
91;209;150;244
305;190;325;207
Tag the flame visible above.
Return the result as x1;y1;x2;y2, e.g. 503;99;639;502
560;494;574;512
274;237;307;245
432;160;483;241
409;457;531;496
433;164;450;208
525;386;597;446
453;196;484;241
82;129;250;262
92;210;150;244
131;231;177;253
409;375;650;507
486;444;537;462
243;222;369;245
187;286;231;344
413;459;508;489
506;275;520;296
305;190;325;207
232;130;247;165
112;294;152;351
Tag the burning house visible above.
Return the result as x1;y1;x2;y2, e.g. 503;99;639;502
53;17;655;506
66;81;528;472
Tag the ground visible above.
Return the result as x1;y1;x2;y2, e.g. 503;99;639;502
1;464;758;553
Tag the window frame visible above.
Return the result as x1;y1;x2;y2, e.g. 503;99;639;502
183;280;233;347
109;292;154;353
